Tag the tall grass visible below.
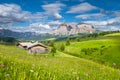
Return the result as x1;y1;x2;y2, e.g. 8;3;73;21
0;44;120;80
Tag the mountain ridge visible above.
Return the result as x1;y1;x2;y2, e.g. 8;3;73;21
50;22;96;35
0;29;37;40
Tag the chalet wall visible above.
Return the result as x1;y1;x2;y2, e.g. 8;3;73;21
28;46;48;53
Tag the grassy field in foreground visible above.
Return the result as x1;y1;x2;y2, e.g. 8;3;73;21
0;44;120;80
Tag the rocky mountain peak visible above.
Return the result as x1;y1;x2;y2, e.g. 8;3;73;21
60;22;67;26
50;22;96;35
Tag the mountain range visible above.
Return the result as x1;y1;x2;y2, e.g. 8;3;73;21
50;23;96;35
0;29;37;40
0;23;96;40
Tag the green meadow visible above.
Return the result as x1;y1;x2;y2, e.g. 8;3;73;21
105;33;120;37
64;39;120;68
0;32;120;80
58;32;120;68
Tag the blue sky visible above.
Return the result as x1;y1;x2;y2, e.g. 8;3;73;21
0;0;120;33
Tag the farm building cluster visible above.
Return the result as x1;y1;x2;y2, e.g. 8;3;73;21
17;41;49;54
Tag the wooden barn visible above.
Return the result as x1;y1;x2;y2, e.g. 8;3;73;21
17;41;49;53
27;42;49;54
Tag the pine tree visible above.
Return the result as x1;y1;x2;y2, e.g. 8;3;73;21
66;38;70;46
76;38;80;42
60;43;65;51
49;40;54;47
51;46;56;56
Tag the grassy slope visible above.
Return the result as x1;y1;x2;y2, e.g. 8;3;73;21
0;44;120;80
105;33;120;37
64;33;120;68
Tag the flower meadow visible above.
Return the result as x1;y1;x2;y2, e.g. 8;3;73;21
0;44;120;80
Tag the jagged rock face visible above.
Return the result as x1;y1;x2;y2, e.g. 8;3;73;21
53;23;69;35
68;24;78;34
50;23;96;35
77;23;96;33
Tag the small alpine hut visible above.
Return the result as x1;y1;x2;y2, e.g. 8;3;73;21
17;42;33;49
27;42;49;54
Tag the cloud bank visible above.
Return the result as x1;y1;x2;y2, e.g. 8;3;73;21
0;4;31;25
67;2;98;13
0;1;120;33
42;3;65;20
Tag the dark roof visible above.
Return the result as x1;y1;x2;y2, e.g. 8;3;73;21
27;42;48;49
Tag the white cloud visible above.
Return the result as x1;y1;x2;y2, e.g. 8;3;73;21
67;2;98;13
8;21;62;34
8;22;52;34
0;4;49;27
42;3;65;12
84;21;108;26
48;21;61;25
30;12;47;22
29;22;50;29
0;4;31;25
83;17;120;30
114;11;120;17
0;3;63;33
42;3;65;20
48;21;61;29
107;17;120;25
75;13;104;19
110;26;120;31
84;17;120;26
53;13;62;20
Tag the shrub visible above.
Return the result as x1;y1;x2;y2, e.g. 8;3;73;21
66;38;70;46
81;48;99;55
49;40;54;47
101;45;105;48
81;48;87;55
60;43;65;51
51;46;56;56
76;38;80;42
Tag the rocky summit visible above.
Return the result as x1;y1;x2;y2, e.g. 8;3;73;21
50;23;96;35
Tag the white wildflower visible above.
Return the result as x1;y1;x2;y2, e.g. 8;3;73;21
85;72;89;77
113;63;116;66
5;74;10;77
30;70;34;72
32;64;35;66
73;72;77;75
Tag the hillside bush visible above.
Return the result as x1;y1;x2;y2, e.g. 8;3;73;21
66;38;70;46
51;46;56;56
60;43;65;51
49;40;54;47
